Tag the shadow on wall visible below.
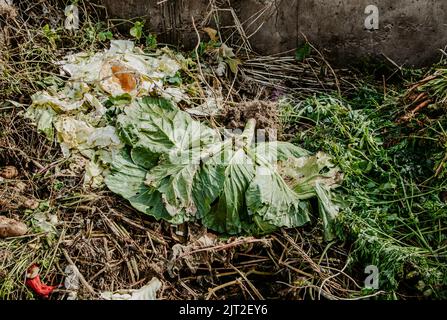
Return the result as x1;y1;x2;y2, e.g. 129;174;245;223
101;0;447;67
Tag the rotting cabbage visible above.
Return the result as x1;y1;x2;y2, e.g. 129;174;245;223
105;97;344;236
24;40;188;187
23;40;344;237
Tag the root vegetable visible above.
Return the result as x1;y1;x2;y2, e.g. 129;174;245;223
0;216;28;238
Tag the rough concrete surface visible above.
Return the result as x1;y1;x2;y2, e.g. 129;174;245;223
101;0;447;66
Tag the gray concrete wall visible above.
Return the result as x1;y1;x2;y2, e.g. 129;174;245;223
102;0;447;67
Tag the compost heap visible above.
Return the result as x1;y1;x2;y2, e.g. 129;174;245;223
24;40;343;237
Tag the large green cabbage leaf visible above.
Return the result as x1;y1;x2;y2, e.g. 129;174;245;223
105;97;342;235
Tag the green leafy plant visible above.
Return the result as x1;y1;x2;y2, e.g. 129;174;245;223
280;93;447;297
42;24;59;49
130;21;144;40
166;74;183;85
145;34;158;49
295;42;311;62
98;30;113;42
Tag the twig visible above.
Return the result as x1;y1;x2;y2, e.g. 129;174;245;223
177;237;270;260
230;265;264;300
435;153;447;178
191;15;214;94
206;279;240;300
301;33;341;96
407;75;438;93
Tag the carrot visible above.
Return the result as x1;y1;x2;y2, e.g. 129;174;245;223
398;99;432;123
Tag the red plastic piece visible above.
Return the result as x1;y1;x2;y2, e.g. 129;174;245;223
25;264;57;298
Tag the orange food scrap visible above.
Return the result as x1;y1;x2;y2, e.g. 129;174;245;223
111;64;137;93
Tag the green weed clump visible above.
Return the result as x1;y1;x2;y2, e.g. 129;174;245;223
280;84;447;299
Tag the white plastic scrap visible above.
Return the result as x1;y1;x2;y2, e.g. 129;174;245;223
64;265;80;300
100;277;162;300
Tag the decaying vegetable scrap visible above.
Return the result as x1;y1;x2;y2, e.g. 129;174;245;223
105;97;343;235
0;216;28;238
24;41;344;237
25;40;187;188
